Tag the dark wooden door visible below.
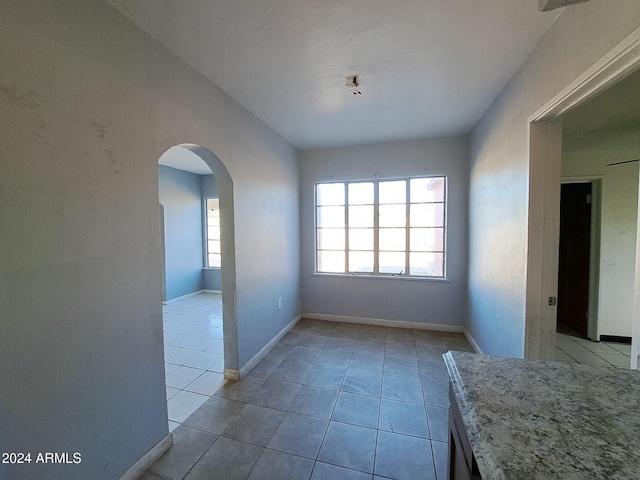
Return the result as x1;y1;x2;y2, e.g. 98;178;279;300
557;183;592;338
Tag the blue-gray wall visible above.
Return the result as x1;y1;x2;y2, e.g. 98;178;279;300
300;137;469;327
467;0;640;357
0;1;300;478
158;169;222;298
201;173;219;197
159;165;204;300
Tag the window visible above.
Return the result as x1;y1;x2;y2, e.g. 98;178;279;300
205;198;221;267
315;177;446;277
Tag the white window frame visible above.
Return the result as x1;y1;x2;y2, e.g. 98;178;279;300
314;176;447;279
205;197;221;268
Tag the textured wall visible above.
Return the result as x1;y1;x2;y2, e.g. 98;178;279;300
0;1;299;478
467;0;640;357
159;165;204;299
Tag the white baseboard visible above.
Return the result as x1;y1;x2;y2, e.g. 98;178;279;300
463;327;483;354
239;314;303;378
120;433;172;480
166;289;221;303
165;290;204;303
302;312;464;333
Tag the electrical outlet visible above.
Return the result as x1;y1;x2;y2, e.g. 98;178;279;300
277;298;282;310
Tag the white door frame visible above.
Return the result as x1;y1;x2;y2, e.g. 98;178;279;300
525;26;640;367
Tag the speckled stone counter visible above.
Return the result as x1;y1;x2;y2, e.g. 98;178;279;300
444;351;640;480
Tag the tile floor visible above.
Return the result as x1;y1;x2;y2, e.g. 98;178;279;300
554;332;632;368
157;296;632;479
150;306;474;480
163;293;226;431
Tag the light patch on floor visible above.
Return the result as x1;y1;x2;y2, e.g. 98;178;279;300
554;332;631;369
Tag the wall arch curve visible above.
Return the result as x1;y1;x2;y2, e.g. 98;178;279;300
159;143;239;377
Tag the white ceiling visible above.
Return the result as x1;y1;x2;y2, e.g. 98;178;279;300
159;70;640;175
562;69;640;137
106;0;561;150
159;146;213;175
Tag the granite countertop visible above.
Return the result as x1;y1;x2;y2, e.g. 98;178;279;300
444;351;640;480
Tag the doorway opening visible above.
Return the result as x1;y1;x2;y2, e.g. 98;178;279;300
525;27;640;369
157;144;239;431
557;181;600;340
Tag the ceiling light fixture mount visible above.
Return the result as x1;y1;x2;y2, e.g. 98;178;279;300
346;74;362;95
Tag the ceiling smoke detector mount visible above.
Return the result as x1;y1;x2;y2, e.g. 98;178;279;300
346;74;362;95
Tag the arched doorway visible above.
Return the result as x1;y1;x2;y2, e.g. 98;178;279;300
179;144;238;378
157;144;238;394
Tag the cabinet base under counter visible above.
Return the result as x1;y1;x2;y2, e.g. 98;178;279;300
448;384;481;480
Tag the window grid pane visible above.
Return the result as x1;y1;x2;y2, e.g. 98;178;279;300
317;183;345;206
208;253;221;268
348;182;374;205
379;228;406;251
379;252;406;274
318;228;345;250
317;206;345;228
407;177;446;277
410;252;444;277
379;204;406;227
208;239;221;254
410;203;445;227
206;198;222;268
315;177;445;278
349;251;374;273
410;177;445;203
379;180;406;204
348;205;374;228
410;227;445;252
318;250;345;273
349;228;374;251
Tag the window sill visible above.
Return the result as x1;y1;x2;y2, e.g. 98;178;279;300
203;267;221;270
310;272;450;283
